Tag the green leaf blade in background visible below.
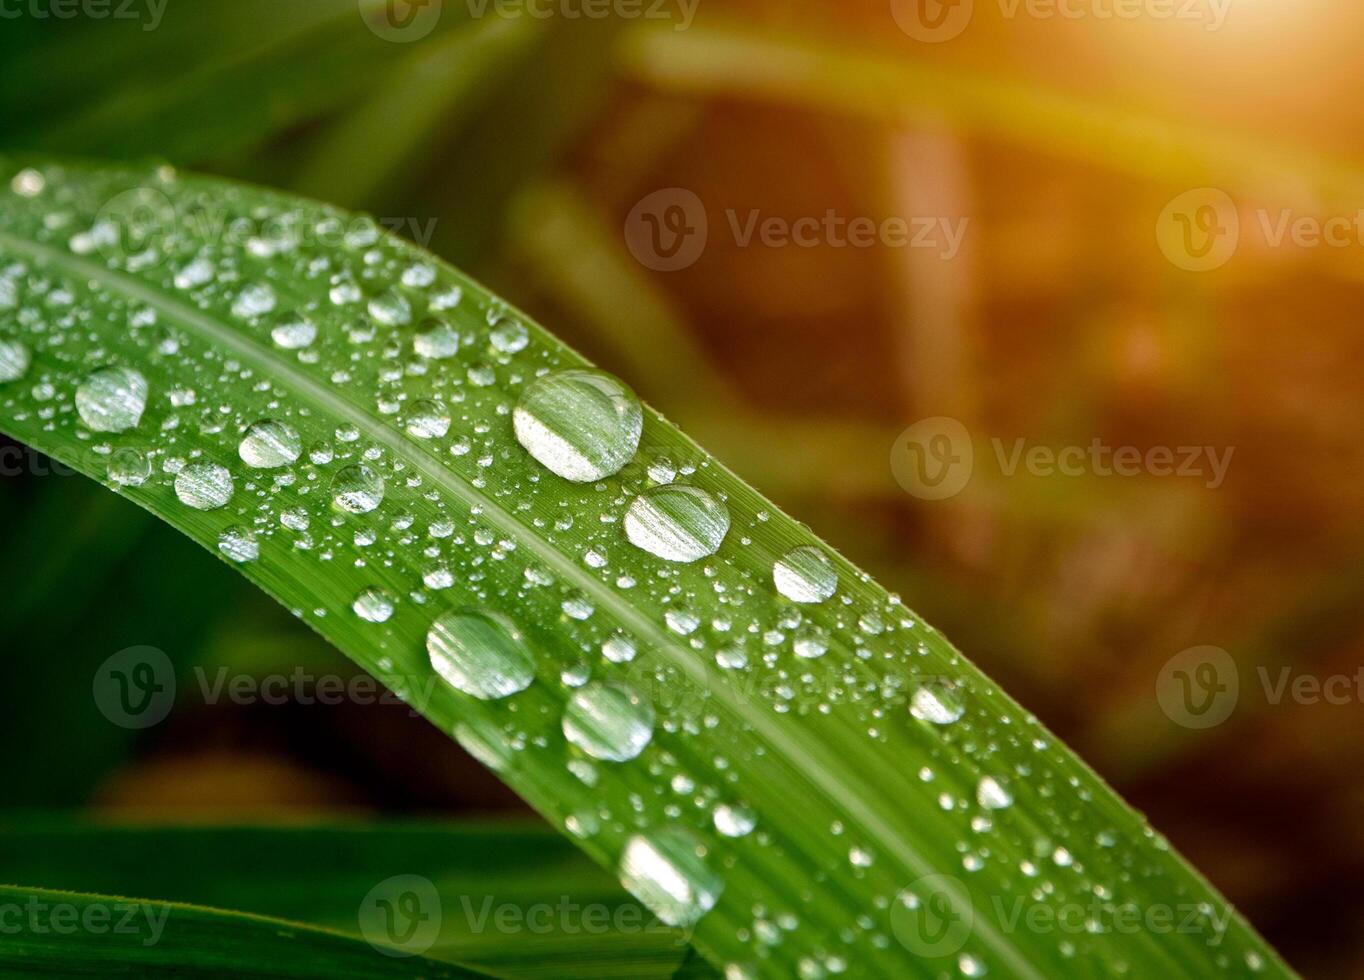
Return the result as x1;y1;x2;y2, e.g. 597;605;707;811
0;884;490;979
0;821;707;979
0;160;1291;978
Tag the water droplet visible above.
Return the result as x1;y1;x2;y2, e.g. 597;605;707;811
713;803;757;838
353;587;396;623
959;953;987;977
239;419;302;469
513;369;642;482
490;318;529;353
368;288;412;326
217;525;258;563
910;681;965;725
107;447;151;487
624;485;729;563
562;681;654;762
665;607;701;635
977;776;1013;810
232;282;277;319
793;627;829;660
849;846;874;868
413;317;460;359
76;366;148;433
175;461;234;510
427;609;535;700
0;339;30;382
619;827;723;927
268;312;317;349
602;634;637;664
404;399;450;439
773;546;837;604
11;168;45;197
331;463;385;514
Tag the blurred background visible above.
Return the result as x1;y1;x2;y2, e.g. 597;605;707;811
2;1;1362;975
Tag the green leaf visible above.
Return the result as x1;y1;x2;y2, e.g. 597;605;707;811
0;821;707;980
0;160;1290;978
0;884;489;978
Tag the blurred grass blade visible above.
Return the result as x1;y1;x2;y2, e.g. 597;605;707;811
0;884;490;978
0;160;1290;977
0;821;709;980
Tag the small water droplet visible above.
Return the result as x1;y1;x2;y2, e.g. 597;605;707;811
562;681;654;762
76;366;148;433
910;681;965;725
977;776;1013;811
619;827;723;927
353;587;396;623
331;463;385;514
624;485;729;563
217;525;258;563
404;399;450;439
11;168;45;197
427;609;535;700
232;282;277;319
413;317;460;359
513;369;642;483
793;627;829;660
107;447;151;487
773;546;837;604
368;288;412;326
0;339;31;382
239;419;302;468
490;318;529;354
175;461;234;511
268;311;317;349
713;803;757;838
602;634;637;664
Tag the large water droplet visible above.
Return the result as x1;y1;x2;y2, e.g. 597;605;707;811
0;339;30;382
562;681;654;762
427;609;535;700
76;366;148;433
624;485;729;563
513;369;642;482
331;463;385;514
175;461;234;510
619;827;723;927
239;419;302;468
773;546;837;604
